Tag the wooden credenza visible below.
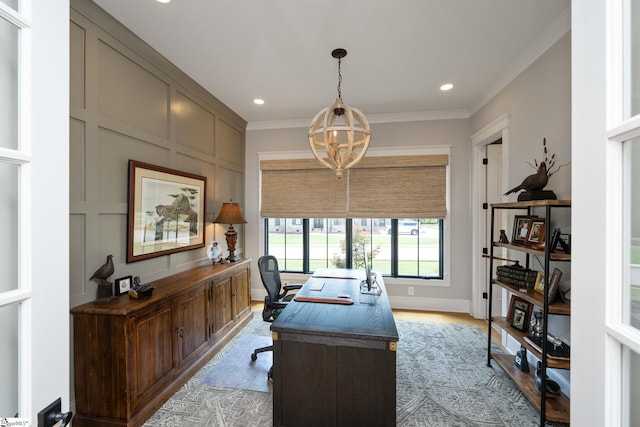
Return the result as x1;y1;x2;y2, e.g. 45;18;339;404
71;259;252;427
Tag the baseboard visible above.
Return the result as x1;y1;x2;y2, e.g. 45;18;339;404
251;288;471;314
389;296;471;313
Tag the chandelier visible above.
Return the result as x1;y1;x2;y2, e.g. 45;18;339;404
309;48;371;178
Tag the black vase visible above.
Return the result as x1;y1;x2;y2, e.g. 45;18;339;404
534;361;561;397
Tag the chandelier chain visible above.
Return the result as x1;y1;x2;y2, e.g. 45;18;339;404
337;56;342;99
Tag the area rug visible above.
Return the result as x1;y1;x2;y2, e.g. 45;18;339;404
201;335;273;393
143;311;561;427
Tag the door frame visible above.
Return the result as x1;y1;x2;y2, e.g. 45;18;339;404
470;113;510;319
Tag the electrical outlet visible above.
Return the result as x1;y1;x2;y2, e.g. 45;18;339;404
408;286;414;296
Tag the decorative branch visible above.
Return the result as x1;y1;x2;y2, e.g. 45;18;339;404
526;138;570;177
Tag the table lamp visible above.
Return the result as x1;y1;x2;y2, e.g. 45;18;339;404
213;200;247;262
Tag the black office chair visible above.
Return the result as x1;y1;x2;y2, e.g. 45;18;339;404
251;255;302;378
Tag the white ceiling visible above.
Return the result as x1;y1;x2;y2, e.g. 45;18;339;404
91;0;570;130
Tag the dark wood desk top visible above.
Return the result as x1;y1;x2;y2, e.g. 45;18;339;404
272;268;398;342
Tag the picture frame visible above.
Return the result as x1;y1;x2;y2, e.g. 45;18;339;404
512;215;536;244
525;218;546;246
114;276;132;296
534;271;545;294
550;227;562;251
127;160;206;263
507;295;533;332
546;267;563;303
511;307;529;331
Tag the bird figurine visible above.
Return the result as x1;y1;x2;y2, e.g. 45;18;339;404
504;162;549;196
90;254;114;285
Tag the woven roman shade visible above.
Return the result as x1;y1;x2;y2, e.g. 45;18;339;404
260;159;347;218
260;154;448;218
348;155;448;218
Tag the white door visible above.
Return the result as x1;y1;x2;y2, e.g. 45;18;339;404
0;0;70;423
486;143;503;317
470;114;509;320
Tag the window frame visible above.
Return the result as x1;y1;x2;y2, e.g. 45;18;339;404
264;217;445;280
603;1;640;425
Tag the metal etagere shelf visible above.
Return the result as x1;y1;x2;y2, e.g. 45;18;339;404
486;200;571;426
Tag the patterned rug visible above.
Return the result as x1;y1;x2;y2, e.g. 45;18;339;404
143;311;548;426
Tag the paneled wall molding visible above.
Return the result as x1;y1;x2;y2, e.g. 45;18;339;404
69;0;246;314
71;0;246;131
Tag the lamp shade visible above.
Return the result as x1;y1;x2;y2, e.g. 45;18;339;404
213;201;247;225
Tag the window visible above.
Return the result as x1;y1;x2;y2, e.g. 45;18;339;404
265;217;444;279
603;1;640;424
1;0;30;418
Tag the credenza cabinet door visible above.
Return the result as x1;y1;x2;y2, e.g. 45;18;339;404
174;286;210;366
232;267;250;320
129;302;175;413
212;274;233;339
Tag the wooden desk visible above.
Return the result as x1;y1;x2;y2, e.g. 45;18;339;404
271;269;398;427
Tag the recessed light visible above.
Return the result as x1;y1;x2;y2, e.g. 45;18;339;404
254;98;265;105
440;83;454;91
156;0;171;4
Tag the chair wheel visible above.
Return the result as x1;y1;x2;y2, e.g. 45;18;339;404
251;353;257;361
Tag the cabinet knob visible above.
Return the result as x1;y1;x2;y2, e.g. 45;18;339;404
176;326;184;337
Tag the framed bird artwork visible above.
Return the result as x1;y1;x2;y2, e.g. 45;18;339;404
127;160;207;263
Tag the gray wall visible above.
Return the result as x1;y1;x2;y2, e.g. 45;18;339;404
70;0;247;310
245;120;472;309
471;32;572;200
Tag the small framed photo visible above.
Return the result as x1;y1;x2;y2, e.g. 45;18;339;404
550;227;562;251
115;276;132;296
511;306;529;331
507;295;533;332
546;267;563;303
512;215;536;244
534;271;545;294
526;219;546;245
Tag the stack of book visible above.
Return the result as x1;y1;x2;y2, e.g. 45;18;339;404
496;264;539;288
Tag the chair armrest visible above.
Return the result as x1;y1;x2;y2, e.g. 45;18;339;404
283;283;303;291
267;301;288;310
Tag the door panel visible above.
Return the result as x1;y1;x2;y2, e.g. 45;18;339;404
130;304;175;411
232;267;250;319
213;275;233;337
175;287;209;364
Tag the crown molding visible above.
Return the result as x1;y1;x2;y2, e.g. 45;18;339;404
246;109;470;131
